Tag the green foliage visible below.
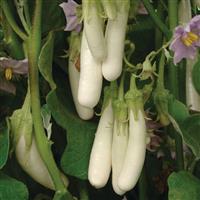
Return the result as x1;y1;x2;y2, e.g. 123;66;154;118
39;31;56;90
168;171;200;200
0;120;9;169
0;172;29;200
181;115;200;159
47;87;97;180
192;59;200;95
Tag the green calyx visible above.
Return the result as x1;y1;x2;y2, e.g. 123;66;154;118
9;88;33;151
68;32;81;64
82;0;103;21
125;74;144;120
153;87;170;126
100;0;117;20
101;81;118;113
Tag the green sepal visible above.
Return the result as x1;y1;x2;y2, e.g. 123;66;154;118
9;88;33;151
100;0;117;19
101;81;118;113
68;32;81;64
82;0;104;21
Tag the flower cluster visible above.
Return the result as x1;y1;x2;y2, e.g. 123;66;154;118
170;15;200;64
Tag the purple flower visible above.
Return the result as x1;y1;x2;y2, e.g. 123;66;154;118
0;57;28;94
60;0;82;32
170;15;200;64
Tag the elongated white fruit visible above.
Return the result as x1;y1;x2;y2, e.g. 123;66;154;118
69;61;94;120
15;135;68;190
186;59;200;111
88;101;113;188
83;1;106;61
78;32;103;108
102;4;129;81
112;120;128;195
118;110;147;191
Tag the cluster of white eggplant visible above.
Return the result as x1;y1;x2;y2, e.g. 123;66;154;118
88;75;147;195
68;0;130;120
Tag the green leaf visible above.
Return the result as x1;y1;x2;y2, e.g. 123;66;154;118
192;58;200;95
168;97;190;124
47;89;96;180
181;114;200;158
0;120;10;169
39;31;56;90
41;0;65;34
0;172;29;200
46;70;97;180
168;171;200;200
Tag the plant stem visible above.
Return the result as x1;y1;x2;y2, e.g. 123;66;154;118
158;51;165;87
23;0;31;28
79;181;89;200
168;0;184;171
139;167;148;200
142;0;171;40
118;72;125;101
1;0;28;41
28;1;73;198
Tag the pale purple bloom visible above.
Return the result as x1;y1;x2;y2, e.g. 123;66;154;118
0;79;16;95
0;57;28;94
0;57;28;75
60;0;82;32
170;15;200;64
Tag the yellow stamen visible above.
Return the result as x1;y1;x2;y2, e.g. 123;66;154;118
5;67;13;80
182;32;199;47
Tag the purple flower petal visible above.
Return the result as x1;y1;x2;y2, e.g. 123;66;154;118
60;1;82;32
0;57;28;75
170;15;200;64
0;79;16;95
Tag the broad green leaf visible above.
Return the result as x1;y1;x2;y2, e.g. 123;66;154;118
0;173;29;200
168;97;190;124
46;70;97;180
39;31;56;90
181;114;200;158
47;89;97;180
192;58;200;95
0;120;9;169
168;171;200;200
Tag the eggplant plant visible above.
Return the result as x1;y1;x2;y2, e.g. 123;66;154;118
1;0;200;200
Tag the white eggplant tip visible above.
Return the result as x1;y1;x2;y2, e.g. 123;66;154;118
78;94;98;109
77;109;94;120
102;66;122;81
118;178;138;192
88;174;107;189
112;182;126;196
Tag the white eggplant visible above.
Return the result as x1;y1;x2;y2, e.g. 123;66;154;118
78;31;103;108
111;120;128;195
83;0;106;61
69;60;94;119
88;100;113;188
15;135;68;190
102;1;129;81
118;110;147;191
